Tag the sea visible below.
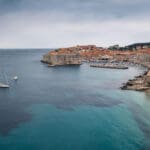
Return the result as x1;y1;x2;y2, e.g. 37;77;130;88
0;49;150;150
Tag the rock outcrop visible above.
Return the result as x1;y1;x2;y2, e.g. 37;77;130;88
121;71;150;91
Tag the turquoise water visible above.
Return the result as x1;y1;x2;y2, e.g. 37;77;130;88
0;50;150;150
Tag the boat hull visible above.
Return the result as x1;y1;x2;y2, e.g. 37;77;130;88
0;83;9;88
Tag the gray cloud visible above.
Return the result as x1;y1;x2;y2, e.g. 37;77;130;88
0;0;150;48
1;0;150;20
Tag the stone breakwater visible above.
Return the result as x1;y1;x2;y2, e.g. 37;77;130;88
90;63;128;69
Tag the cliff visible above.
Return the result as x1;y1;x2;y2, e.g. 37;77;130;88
42;49;81;66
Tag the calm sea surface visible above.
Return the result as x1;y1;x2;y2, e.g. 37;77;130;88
0;49;150;150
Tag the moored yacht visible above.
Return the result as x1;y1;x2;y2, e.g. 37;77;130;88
0;83;9;88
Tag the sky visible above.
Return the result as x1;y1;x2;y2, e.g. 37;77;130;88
0;0;150;48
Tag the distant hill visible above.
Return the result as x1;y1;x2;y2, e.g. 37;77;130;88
125;42;150;50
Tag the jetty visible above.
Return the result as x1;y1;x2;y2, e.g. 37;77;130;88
90;63;128;69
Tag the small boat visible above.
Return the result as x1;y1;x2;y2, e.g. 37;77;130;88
0;83;9;88
0;71;9;88
13;76;18;80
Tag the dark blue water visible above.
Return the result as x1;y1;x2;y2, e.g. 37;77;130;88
0;49;150;150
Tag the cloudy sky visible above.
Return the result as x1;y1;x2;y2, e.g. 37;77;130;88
0;0;150;48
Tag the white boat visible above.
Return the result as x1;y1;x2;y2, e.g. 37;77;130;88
13;76;18;80
0;71;10;88
0;83;9;88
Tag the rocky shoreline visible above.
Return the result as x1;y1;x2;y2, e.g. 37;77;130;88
121;68;150;92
